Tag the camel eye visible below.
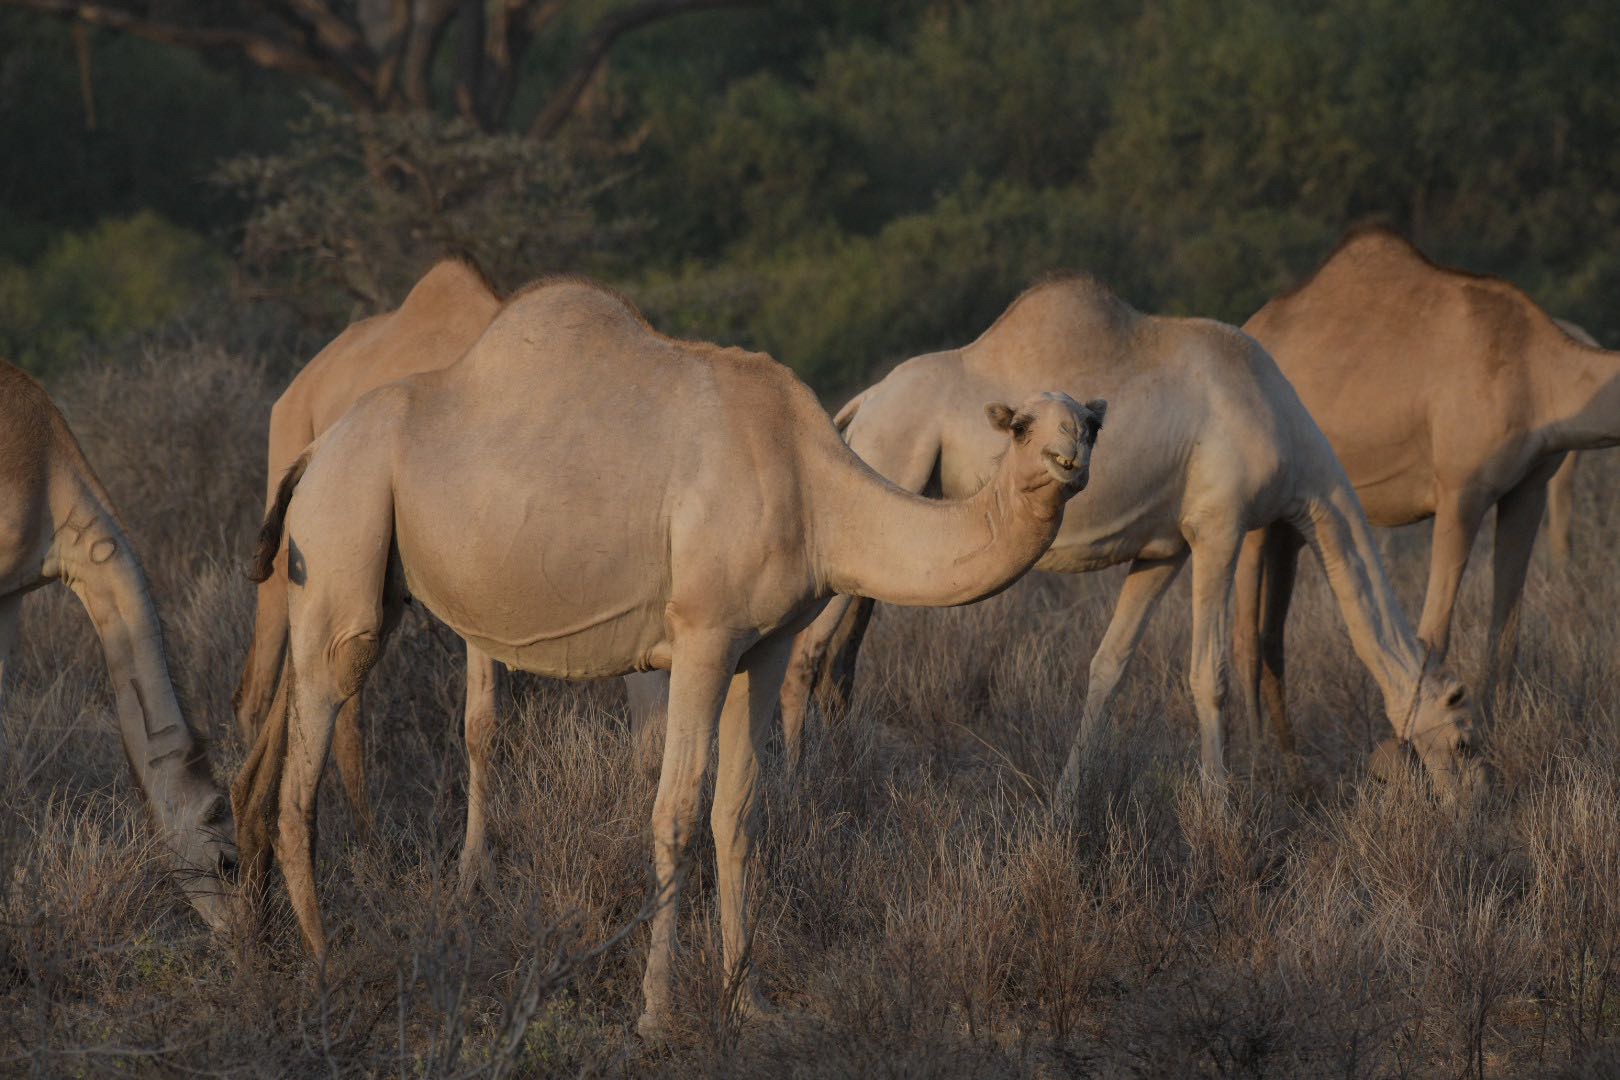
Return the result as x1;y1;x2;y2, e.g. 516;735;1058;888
1445;686;1466;708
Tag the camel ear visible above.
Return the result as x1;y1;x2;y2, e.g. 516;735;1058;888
987;403;1034;439
1084;399;1107;428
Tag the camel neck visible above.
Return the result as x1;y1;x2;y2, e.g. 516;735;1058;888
56;491;217;846
1535;337;1620;452
1302;484;1429;723
811;445;1064;608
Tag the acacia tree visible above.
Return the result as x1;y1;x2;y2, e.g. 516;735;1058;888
0;0;759;137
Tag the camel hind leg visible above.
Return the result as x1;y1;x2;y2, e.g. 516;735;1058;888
1187;525;1245;783
778;594;873;769
273;442;398;959
1485;475;1550;704
1259;525;1302;753
1545;451;1577;572
329;693;371;837
276;542;402;960
234;567;289;744
278;618;385;961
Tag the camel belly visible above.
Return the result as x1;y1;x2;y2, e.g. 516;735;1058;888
1032;468;1191;573
402;558;669;679
394;496;671;680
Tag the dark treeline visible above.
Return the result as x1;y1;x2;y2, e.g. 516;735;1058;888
3;0;1618;393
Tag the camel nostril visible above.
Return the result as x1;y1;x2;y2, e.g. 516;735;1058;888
218;852;241;884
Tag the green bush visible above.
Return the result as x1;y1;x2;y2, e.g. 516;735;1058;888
0;211;222;374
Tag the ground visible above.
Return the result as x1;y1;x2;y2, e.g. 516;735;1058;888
1;344;1617;1076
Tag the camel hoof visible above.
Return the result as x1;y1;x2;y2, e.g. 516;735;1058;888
635;1009;670;1043
455;846;492;902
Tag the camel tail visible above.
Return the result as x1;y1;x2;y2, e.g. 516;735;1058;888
247;449;313;583
832;387;872;434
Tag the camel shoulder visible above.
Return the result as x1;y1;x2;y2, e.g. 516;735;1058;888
696;343;837;435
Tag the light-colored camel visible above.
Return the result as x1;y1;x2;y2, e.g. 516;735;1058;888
235;258;501;849
0;361;238;926
234;258;670;894
1239;228;1620;745
229;278;1102;1034
778;276;1485;800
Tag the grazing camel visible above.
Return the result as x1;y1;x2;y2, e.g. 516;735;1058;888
1239;228;1620;746
778;276;1484;800
237;258;670;893
0;361;238;926
230;278;1103;1035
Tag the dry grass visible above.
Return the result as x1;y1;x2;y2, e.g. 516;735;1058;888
2;342;1618;1075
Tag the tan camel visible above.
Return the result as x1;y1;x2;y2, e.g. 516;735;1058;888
236;257;668;894
0;361;238;926
778;276;1485;801
1238;228;1620;746
229;278;1100;1034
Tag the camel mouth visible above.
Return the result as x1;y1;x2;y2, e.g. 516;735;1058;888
1043;452;1086;490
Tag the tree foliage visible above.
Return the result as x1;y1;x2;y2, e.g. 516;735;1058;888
7;0;1620;389
214;100;641;319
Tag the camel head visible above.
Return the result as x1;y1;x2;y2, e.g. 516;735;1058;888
1379;670;1489;802
165;780;241;931
984;392;1106;503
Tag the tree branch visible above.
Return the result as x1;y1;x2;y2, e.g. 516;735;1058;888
0;0;376;107
525;0;761;140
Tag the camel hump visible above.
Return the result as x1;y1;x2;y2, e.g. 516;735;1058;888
402;257;500;310
970;273;1140;357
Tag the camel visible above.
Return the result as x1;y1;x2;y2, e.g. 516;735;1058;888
234;257;669;893
0;361;238;927
235;257;501;848
228;277;1102;1035
778;275;1485;801
1238;228;1620;748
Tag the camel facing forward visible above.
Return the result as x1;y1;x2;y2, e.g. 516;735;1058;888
0;361;238;926
230;278;1103;1035
1241;228;1620;741
778;276;1485;800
